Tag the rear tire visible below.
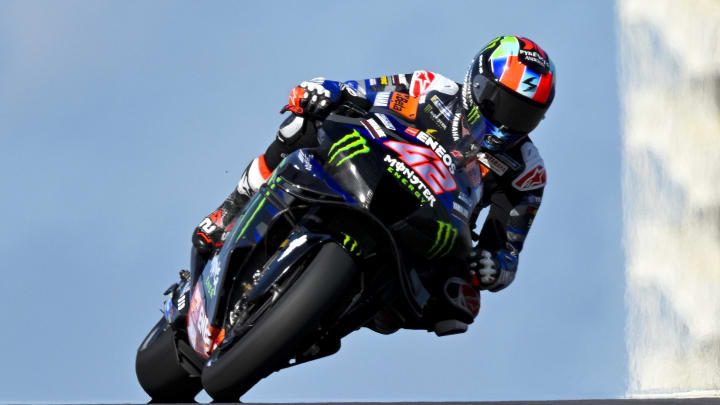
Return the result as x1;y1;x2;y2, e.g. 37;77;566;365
202;242;356;401
136;317;202;402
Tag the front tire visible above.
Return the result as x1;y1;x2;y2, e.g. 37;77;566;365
135;317;202;402
202;242;356;401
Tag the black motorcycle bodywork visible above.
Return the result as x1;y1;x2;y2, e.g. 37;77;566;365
137;99;484;401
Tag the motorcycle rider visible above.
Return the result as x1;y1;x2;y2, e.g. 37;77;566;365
192;35;555;302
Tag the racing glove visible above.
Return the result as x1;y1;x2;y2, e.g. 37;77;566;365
468;249;518;292
284;78;343;118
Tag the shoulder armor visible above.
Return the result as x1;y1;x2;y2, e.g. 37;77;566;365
410;70;459;97
511;142;546;191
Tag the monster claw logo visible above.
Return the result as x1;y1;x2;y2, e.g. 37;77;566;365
467;105;481;126
341;233;362;257
328;129;370;166
482;36;503;52
427;220;458;259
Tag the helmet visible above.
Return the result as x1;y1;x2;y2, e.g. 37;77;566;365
462;36;556;149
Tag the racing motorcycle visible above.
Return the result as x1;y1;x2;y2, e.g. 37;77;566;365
135;93;486;402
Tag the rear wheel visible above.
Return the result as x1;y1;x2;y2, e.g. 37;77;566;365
202;242;356;401
136;317;202;402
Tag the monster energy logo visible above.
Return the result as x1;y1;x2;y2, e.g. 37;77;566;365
482;36;502;52
341;233;362;257
328;129;370;166
204;275;216;298
427;220;457;259
467;105;481;126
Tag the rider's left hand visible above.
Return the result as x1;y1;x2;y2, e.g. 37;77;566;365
285;79;342;118
468;249;518;292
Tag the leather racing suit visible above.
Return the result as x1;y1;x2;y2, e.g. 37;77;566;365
194;70;546;301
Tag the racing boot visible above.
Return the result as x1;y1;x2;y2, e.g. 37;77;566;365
192;155;272;257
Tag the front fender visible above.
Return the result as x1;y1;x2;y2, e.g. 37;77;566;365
245;229;332;303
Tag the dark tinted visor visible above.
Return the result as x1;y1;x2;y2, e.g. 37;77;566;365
471;74;548;134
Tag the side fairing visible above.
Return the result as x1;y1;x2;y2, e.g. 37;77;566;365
186;151;353;358
321;113;478;261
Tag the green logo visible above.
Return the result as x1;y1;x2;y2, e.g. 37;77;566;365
481;36;503;53
467;105;481;126
341;233;362;257
427;220;457;259
328;129;370;166
204;275;216;298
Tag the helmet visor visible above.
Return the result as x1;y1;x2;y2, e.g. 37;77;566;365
471;74;547;134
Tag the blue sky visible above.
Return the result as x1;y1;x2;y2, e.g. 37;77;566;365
0;1;623;402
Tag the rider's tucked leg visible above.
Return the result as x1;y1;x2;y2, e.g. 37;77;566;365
191;114;319;258
191;156;270;256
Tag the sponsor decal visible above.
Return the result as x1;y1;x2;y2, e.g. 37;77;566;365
466;105;481;126
427;220;458;259
477;152;509;175
518;37;550;72
389;92;418;120
177;292;186;311
204;275;216;299
451;112;469;141
452;201;469;219
513;165;546;190
187;283;212;358
457;192;473;207
405;127;420;136
341;233;362;257
512;142;545;190
328;130;370;166
297;149;314;171
482;36;503;53
398;74;409;87
375;113;396;130
385;140;457;193
428;109;448;130
410;70;436;96
361;119;387;139
526;194;542;204
210;256;221;286
384;154;436;207
416;131;455;173
203;256;222;300
374;92;391;107
430;95;453;120
522;76;537;92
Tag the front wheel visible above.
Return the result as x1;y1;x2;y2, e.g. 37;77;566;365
135;317;202;402
201;242;356;401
